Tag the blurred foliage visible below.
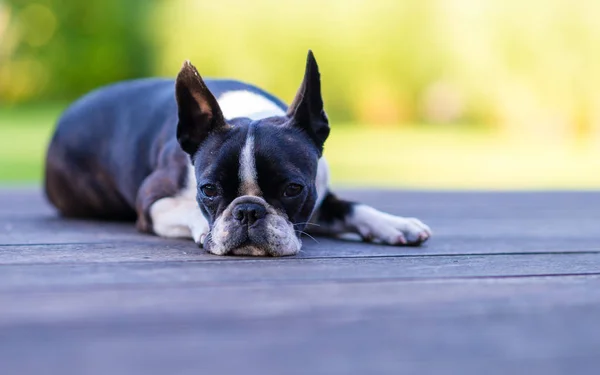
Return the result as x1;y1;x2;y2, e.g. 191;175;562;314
2;0;600;142
0;0;152;102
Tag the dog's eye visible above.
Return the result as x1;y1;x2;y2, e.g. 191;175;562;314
283;183;303;198
201;184;218;198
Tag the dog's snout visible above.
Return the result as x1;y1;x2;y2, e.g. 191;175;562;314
233;203;267;226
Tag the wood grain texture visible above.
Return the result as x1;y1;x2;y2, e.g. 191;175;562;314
1;188;599;375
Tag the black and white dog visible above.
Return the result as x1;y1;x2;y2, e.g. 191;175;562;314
44;51;431;256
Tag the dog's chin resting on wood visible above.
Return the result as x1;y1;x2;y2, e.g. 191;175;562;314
44;50;431;257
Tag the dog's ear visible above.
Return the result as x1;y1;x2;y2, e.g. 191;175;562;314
287;50;330;153
175;60;228;156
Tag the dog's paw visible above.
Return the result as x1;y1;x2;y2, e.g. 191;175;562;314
349;205;431;246
190;219;210;248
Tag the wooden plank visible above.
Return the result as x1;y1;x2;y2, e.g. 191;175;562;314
1;189;599;375
0;187;51;217
0;242;207;264
2;189;599;256
3;225;600;261
338;189;600;219
2;239;599;266
0;276;599;375
0;216;159;245
0;253;598;291
2;274;599;325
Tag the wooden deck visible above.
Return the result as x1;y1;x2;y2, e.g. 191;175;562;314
1;188;599;375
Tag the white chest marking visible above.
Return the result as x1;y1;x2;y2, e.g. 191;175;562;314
216;90;285;197
217;90;285;120
239;127;261;196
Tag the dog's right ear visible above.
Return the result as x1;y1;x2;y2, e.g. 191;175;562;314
175;60;228;156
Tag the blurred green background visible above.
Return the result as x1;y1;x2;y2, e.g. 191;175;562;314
1;0;600;188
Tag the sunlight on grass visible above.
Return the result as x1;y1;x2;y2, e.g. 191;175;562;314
325;126;600;189
0;105;63;182
2;106;600;189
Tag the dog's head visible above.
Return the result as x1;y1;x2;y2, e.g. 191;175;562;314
175;51;329;256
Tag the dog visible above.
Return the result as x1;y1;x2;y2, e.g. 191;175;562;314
44;51;431;256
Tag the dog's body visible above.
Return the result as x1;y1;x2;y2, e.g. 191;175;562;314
45;52;431;256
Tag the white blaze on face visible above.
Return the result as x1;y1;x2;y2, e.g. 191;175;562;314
216;89;286;197
239;126;261;196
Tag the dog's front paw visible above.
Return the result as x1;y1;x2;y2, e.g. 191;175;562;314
190;221;210;248
349;205;431;246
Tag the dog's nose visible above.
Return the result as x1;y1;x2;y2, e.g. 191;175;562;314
233;203;267;226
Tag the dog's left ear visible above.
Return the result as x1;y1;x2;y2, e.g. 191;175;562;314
287;50;330;153
175;60;228;156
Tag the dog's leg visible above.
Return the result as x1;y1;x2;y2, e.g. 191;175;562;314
147;194;208;245
136;149;209;246
308;191;431;246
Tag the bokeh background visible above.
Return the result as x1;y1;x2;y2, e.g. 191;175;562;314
2;0;600;188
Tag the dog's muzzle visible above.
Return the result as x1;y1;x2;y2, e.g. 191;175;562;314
205;196;301;257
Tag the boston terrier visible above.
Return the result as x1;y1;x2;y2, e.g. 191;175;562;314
44;51;431;256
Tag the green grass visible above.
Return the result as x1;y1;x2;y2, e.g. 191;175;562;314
325;127;600;189
0;105;64;183
2;105;600;189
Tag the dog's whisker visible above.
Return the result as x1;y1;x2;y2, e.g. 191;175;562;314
295;230;319;244
293;222;321;227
